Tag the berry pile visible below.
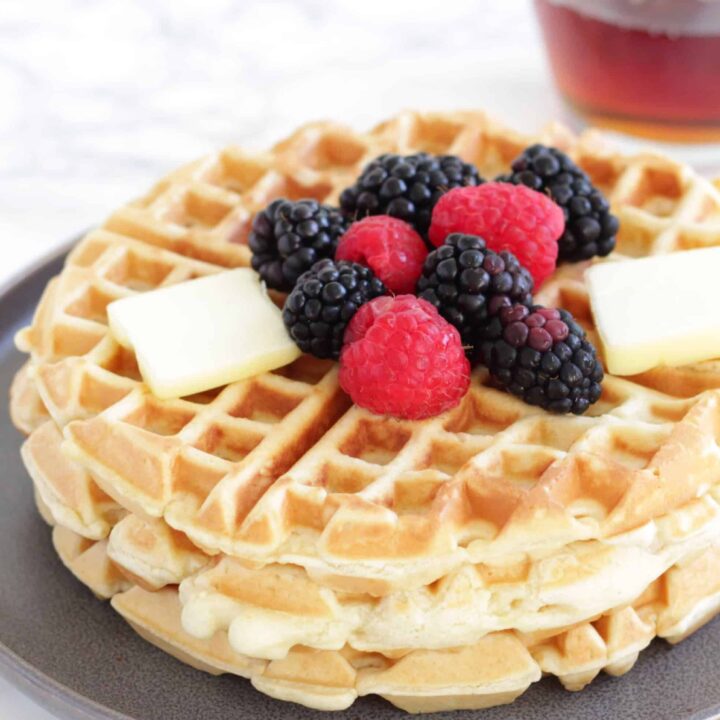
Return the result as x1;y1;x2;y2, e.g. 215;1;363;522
248;145;614;419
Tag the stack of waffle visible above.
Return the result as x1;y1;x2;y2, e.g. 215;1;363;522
10;111;720;714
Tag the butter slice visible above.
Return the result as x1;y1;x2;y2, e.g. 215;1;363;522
108;269;301;399
586;247;720;376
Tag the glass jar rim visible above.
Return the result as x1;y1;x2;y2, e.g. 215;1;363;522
542;0;720;37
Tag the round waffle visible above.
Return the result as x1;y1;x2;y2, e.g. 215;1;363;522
10;110;720;713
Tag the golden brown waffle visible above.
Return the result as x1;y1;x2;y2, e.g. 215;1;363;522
42;513;720;713
10;110;720;713
20;399;720;714
175;487;720;656
22;423;720;660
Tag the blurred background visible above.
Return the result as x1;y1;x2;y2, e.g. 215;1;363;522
2;0;720;716
4;0;720;289
1;0;553;290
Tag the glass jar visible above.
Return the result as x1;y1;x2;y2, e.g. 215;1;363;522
535;0;720;142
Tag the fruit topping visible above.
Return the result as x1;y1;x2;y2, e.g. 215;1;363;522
416;233;533;354
497;144;619;262
335;215;428;294
428;182;562;288
477;302;604;415
282;259;386;360
339;295;470;420
339;153;483;239
252;142;613;419
249;198;348;291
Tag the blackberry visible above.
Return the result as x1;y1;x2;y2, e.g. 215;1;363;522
339;153;483;239
498;145;619;262
416;233;534;354
249;198;348;291
282;259;386;359
478;303;603;415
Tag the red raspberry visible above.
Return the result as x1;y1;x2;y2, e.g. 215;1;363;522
428;182;563;287
339;295;470;420
335;216;428;294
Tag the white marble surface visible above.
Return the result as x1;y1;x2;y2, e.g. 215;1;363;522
0;1;710;718
0;0;563;289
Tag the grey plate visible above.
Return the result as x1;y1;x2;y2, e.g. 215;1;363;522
1;242;720;720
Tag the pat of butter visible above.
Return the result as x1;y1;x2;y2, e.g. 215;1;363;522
108;269;301;398
586;247;720;376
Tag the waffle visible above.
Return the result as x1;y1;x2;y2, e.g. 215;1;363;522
22;420;123;540
40;506;720;713
9;362;49;434
9;110;720;713
27;440;720;659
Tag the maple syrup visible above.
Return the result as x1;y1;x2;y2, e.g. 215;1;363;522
535;0;720;142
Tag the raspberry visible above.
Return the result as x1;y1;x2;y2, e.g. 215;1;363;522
340;296;471;420
335;216;428;294
428;182;563;288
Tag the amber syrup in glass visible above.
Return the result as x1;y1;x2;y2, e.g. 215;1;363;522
535;0;720;142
